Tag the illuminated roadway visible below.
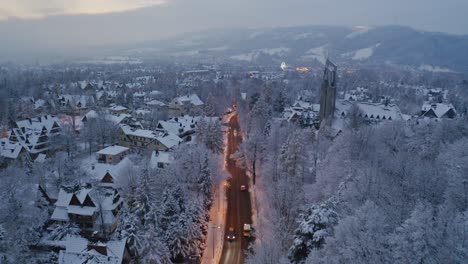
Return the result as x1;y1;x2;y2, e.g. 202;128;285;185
220;113;253;264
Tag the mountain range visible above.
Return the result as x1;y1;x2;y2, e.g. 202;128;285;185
123;25;468;73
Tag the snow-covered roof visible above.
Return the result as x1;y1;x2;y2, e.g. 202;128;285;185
421;102;456;118
149;90;162;96
157;115;217;136
133;91;146;97
109;105;128;112
58;235;126;264
83;111;132;126
120;124;182;149
35;99;46;109
146;100;166;107
35;153;47;163
120;125;158;139
336;100;403;121
11;115;61;154
52;185;122;224
135;109;151;116
156;132;182;149
0;138;23;159
171;94;204;106
150;151;174;169
58;95;95;109
96;145;129;156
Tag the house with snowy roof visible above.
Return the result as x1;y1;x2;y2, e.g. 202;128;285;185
58;235;130;264
51;184;123;237
0;138;24;163
421;102;456;119
145;100;167;111
9;115;62;159
109;105;129;115
282;99;320;127
168;94;204;116
150;150;174;169
146;90;162;101
156;115;219;141
58;95;95;114
82;111;142;129
335;100;405;122
96;145;129;165
117;124;182;152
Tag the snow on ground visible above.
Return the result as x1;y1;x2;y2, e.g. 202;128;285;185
303;45;328;64
231;52;258;62
342;43;380;61
345;26;372;39
293;32;325;40
205;46;229;51
249;29;273;39
86;56;142;64
173;50;200;57
201;181;227;264
419;64;455;73
260;47;291;55
231;48;289;61
293;32;315;40
124;47;161;55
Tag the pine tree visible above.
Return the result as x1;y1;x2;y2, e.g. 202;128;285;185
198;154;213;209
288;201;338;263
141;227;172;264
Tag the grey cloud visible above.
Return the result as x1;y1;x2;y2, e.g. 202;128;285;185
0;0;467;60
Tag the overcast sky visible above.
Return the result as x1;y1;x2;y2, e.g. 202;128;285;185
1;0;467;57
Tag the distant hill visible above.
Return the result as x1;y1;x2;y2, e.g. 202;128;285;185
124;25;468;73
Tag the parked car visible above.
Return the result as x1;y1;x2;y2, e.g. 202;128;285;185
243;224;252;237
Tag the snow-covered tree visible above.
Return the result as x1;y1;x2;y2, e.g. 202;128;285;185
309;201;389;264
197;153;213;209
389;201;437;264
288;201;338;263
196;118;224;154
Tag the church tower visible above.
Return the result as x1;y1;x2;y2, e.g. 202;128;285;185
319;59;337;126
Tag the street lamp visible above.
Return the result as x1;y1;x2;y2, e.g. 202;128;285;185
211;225;221;259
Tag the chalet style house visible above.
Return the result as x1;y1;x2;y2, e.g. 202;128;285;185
117;124;182;152
51;184;123;237
57;95;95;114
9;115;62;159
58;235;130;264
168;94;204;116
421;103;457;119
156;115;219;141
336;100;405;122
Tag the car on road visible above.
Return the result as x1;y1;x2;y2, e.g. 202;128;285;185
227;227;236;242
240;185;247;191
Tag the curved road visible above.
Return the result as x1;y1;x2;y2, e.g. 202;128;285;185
220;113;253;264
